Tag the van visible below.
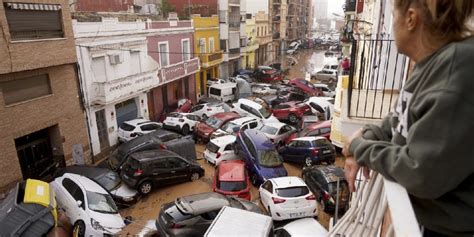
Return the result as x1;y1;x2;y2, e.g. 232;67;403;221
208;82;237;103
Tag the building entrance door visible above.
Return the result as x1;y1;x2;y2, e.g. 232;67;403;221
95;109;110;151
115;98;138;127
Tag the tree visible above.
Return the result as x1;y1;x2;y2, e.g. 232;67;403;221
161;0;175;18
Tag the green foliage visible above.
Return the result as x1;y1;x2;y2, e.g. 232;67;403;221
161;0;175;18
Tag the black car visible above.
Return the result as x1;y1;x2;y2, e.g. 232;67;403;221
301;165;350;213
54;165;139;206
108;129;196;171
120;150;205;195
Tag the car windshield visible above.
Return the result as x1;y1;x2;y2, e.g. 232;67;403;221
96;171;121;191
205;117;223;129
259;107;272;119
87;191;118;214
312;139;331;147
119;123;135;131
221;121;239;133
257;150;283;167
329;181;350;197
260;125;278;135
217;181;247;192
206;142;220;153
275;186;309;197
167;113;183;118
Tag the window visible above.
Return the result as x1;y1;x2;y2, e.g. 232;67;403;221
220;40;227;51
140;123;160;131
92;56;107;82
182;39;190;61
199;38;206;54
307;129;321;136
1;74;52;105
209;88;221;96
224;144;233;151
152;160;168;170
190;104;204;112
159;42;169;66
130;51;141;74
4;3;63;40
62;178;79;197
219;10;227;23
257;27;260;36
167;158;187;168
209;38;215;53
262;181;273;193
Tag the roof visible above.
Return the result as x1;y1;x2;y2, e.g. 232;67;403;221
270;176;306;188
264;122;286;129
176;192;230;215
61;165;111;179
212;112;240;121
283;218;328;236
130;149;178;161
243;129;274;150
310;165;346;183
210;135;236;146
228;116;256;125
209;82;237;89
218;160;246;181
238;98;263;109
63;173;108;194
293;136;327;142
123;118;151;126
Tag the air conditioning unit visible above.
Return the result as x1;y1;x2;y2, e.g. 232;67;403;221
109;54;123;65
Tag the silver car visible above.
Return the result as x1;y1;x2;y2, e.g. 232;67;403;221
156;192;262;237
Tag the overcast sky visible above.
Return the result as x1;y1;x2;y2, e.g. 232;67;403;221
327;0;345;17
245;0;344;16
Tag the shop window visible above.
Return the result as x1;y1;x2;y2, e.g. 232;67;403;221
4;3;64;40
1;74;52;105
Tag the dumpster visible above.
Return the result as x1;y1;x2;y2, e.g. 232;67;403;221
0;179;57;237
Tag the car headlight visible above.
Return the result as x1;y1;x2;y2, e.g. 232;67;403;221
91;218;106;231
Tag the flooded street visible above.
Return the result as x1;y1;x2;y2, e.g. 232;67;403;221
119;49;342;235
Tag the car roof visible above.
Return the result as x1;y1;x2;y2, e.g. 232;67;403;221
302;115;319;122
263;122;286;129
283;218;328;236
210;135;236;146
293;136;327;142
243;129;274;150
176;192;230;214
130;149;180;161
212;112;240;121
218;160;246;181
237;98;263;109
124;118;152;126
61;173;107;194
309;165;346;182
230;116;257;125
60;165;112;179
209;82;237;89
117;129;179;152
270;176;306;188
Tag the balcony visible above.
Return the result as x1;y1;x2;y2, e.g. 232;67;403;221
160;57;200;84
257;35;272;45
229;0;240;6
228;48;241;60
229;21;240;30
273;0;281;5
272;16;281;22
329;172;421;237
200;50;224;68
344;0;357;12
272;32;280;40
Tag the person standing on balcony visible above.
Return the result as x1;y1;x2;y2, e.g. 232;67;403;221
342;0;474;236
341;57;350;75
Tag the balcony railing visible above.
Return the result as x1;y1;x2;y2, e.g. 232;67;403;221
272;32;280;39
273;0;281;4
228;48;240;59
229;0;239;5
200;50;223;68
329;172;422;237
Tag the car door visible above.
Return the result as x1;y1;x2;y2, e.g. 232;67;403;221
186;114;200;129
260;181;273;209
280;140;298;161
150;159;173;185
60;178;87;222
140;123;161;135
166;157;190;183
242;136;258;175
190;104;205;117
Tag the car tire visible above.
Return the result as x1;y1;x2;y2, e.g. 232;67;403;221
305;157;313;167
288;113;298;124
320;198;327;212
138;181;153;195
182;125;190;134
73;220;85;237
251;174;259;187
190;172;200;182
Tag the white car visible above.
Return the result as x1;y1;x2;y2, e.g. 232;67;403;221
162;112;201;134
117;119;162;142
51;173;125;236
251;83;277;95
313;69;338;82
259;176;317;221
211;116;262;139
314;83;336;98
305;97;334;120
203;135;239;165
232;98;279;123
259;122;296;145
273;218;328;237
189;102;231;119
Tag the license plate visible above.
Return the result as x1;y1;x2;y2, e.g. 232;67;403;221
289;212;304;218
323;150;332;154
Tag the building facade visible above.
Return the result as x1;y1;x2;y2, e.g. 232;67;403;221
218;0;244;78
70;0;134;12
167;0;218;18
255;11;273;65
269;0;288;56
73;17;160;156
192;14;223;99
242;14;258;70
146;18;200;121
0;0;90;191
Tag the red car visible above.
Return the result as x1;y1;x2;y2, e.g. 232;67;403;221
254;66;283;83
272;101;311;124
284;120;332;144
194;112;240;142
289;78;323;96
213;160;251;200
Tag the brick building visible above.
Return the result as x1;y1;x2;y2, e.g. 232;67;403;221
0;0;90;192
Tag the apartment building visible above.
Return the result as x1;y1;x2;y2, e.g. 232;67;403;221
255;11;273;65
242;14;258;69
269;0;287;55
0;0;90;192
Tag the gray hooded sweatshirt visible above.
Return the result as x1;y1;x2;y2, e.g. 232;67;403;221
349;36;474;236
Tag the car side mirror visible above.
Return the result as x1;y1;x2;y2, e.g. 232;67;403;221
76;200;82;208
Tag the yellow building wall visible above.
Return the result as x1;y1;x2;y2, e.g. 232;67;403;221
192;15;221;98
245;17;258;69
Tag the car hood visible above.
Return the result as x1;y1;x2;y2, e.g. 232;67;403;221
263;115;279;123
197;122;216;134
110;183;138;199
259;165;288;180
88;210;125;234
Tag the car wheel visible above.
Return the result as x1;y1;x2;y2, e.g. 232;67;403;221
288;113;298;124
182;125;190;134
73;221;85;237
251;174;259;186
320;198;327;212
305;157;313;167
138;181;153;195
190;172;200;182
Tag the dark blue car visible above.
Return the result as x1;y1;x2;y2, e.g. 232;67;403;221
278;137;336;166
234;129;288;186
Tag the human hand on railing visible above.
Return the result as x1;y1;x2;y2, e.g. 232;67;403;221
344;157;370;192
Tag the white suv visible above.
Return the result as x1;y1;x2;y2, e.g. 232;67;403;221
203;135;238;165
163;112;201;134
211;116;262;139
118;119;162;142
189;103;231;120
231;99;279;123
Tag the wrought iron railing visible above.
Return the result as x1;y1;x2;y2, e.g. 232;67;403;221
347;39;408;119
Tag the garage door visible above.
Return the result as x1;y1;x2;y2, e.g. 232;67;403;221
115;98;138;127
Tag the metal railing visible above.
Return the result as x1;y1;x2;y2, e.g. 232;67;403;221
348;39;408;119
329;172;422;237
